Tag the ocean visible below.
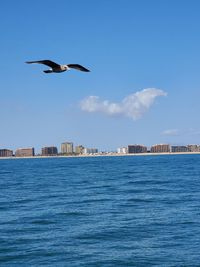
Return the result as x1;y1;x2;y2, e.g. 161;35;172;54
0;154;200;266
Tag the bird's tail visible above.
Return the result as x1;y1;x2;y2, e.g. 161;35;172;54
43;70;53;73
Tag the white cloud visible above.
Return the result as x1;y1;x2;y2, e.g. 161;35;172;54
80;88;167;120
162;128;200;137
162;129;179;136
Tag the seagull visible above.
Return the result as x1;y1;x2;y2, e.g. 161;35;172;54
26;60;90;73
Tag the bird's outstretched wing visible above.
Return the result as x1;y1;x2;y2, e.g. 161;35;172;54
67;64;90;72
26;60;60;68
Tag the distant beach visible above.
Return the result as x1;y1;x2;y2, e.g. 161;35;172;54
1;151;200;160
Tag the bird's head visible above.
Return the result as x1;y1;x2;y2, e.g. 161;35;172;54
63;65;69;70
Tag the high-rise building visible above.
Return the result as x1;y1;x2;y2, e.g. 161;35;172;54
42;146;58;156
0;149;13;157
75;145;84;154
128;145;147;154
15;148;35;157
171;146;188;153
151;144;170;153
61;142;73;154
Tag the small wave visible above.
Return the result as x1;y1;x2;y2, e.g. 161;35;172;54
31;219;55;225
59;211;88;217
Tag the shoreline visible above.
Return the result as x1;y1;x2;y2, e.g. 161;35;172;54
1;151;200;160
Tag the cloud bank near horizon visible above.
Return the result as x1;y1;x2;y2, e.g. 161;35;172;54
162;128;200;137
162;129;179;136
80;88;167;120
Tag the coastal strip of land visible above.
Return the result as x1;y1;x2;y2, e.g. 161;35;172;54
1;151;200;160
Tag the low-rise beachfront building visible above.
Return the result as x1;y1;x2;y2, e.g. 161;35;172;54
15;148;35;157
75;145;84;154
41;146;58;156
128;145;147;154
117;147;128;154
150;144;170;153
187;144;200;152
0;149;13;157
171;146;188;153
83;148;98;154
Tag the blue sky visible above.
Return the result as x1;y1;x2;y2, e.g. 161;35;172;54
1;0;200;153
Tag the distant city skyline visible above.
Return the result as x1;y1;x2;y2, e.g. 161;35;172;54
1;141;200;157
1;1;200;152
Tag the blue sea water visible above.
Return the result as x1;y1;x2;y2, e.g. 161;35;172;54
0;155;200;267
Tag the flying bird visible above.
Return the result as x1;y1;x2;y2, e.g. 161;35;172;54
26;60;90;73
